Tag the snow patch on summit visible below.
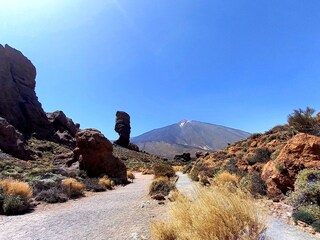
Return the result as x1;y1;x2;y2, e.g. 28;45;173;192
179;120;192;128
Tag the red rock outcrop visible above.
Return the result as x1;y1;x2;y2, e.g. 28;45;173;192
0;117;31;159
114;111;131;148
74;129;127;181
0;44;52;138
262;133;320;200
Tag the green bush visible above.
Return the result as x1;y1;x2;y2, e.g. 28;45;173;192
239;172;266;197
149;177;175;196
292;209;316;225
153;164;175;179
312;220;320;232
287;107;320;136
3;195;29;215
270;150;281;160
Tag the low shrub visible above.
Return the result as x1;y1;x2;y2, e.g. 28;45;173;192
239;172;266;197
312;221;320;233
292;209;316;225
35;188;68;203
98;177;113;189
0;179;33;199
149;177;175;196
84;178;106;192
189;166;199;181
127;171;135;182
221;158;241;175
153;164;175;179
61;178;84;198
214;171;239;187
151;187;266;240
270;149;281;160
288;107;320;136
252;148;272;164
2;195;29;215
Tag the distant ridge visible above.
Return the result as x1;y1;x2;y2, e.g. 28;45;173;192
131;120;250;158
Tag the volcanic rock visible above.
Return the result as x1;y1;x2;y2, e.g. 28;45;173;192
174;153;191;162
0;44;52;138
0;117;31;159
74;129;127;180
47;111;80;147
114;111;131;148
262;133;320;200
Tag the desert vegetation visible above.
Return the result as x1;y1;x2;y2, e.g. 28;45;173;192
149;164;176;198
151;186;266;240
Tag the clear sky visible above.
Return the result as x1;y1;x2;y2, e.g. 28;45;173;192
1;0;320;140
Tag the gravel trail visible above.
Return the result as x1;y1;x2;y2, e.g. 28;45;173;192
0;173;162;240
175;172;319;240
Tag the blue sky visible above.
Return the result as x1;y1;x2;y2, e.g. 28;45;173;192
1;0;320;140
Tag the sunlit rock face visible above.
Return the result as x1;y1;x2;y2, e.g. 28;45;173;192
0;44;52;139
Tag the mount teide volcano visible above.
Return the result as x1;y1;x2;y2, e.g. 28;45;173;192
131;120;250;158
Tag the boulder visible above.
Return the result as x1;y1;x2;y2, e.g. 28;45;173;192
261;133;320;200
114;111;131;148
174;153;191;162
0;44;52;138
0;117;31;159
47;111;80;147
74;129;127;180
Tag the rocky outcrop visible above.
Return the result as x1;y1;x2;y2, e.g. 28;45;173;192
74;129;127;181
174;153;191;162
0;117;31;159
114;111;131;148
47;111;80;147
0;44;52;138
262;133;320;200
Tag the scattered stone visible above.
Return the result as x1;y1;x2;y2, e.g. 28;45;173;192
174;152;191;162
151;194;166;201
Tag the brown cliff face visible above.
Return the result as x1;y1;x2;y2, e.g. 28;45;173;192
0;44;52;138
261;133;320;200
74;129;127;181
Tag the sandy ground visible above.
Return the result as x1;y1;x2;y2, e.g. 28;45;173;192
0;173;165;240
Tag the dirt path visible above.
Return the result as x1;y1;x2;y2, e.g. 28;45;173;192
0;173;164;240
175;172;319;240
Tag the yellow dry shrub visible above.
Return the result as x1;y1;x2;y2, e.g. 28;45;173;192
172;166;184;172
99;177;113;189
214;171;240;187
0;178;33;199
62;178;84;197
151;187;266;240
127;171;135;181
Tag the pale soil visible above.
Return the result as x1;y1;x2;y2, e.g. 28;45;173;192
0;173;166;240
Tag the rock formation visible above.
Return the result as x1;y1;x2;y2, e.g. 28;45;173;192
0;117;31;159
174;153;191;162
74;129;127;181
262;133;320;200
114;111;131;148
47;111;80;147
0;44;52;139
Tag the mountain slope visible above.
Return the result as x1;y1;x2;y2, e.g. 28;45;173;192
131;120;250;158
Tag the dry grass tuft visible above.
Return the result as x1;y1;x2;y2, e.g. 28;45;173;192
127;171;135;182
0;178;33;199
214;171;240;187
172;166;184;172
139;167;154;175
62;178;84;197
98;177;114;189
151;187;266;240
153;164;175;179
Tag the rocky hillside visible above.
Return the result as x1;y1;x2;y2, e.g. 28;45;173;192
132;120;250;158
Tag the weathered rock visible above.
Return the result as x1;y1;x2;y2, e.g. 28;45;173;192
46;111;80;148
114;111;131;148
0;44;52;138
0;117;31;159
262;133;320;200
74;129;127;180
174;153;191;162
128;143;139;152
195;151;209;158
151;194;166;201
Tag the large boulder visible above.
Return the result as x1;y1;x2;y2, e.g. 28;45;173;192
74;129;127;181
262;133;320;200
47;111;80;147
0;117;31;159
114;111;131;148
0;44;52;138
